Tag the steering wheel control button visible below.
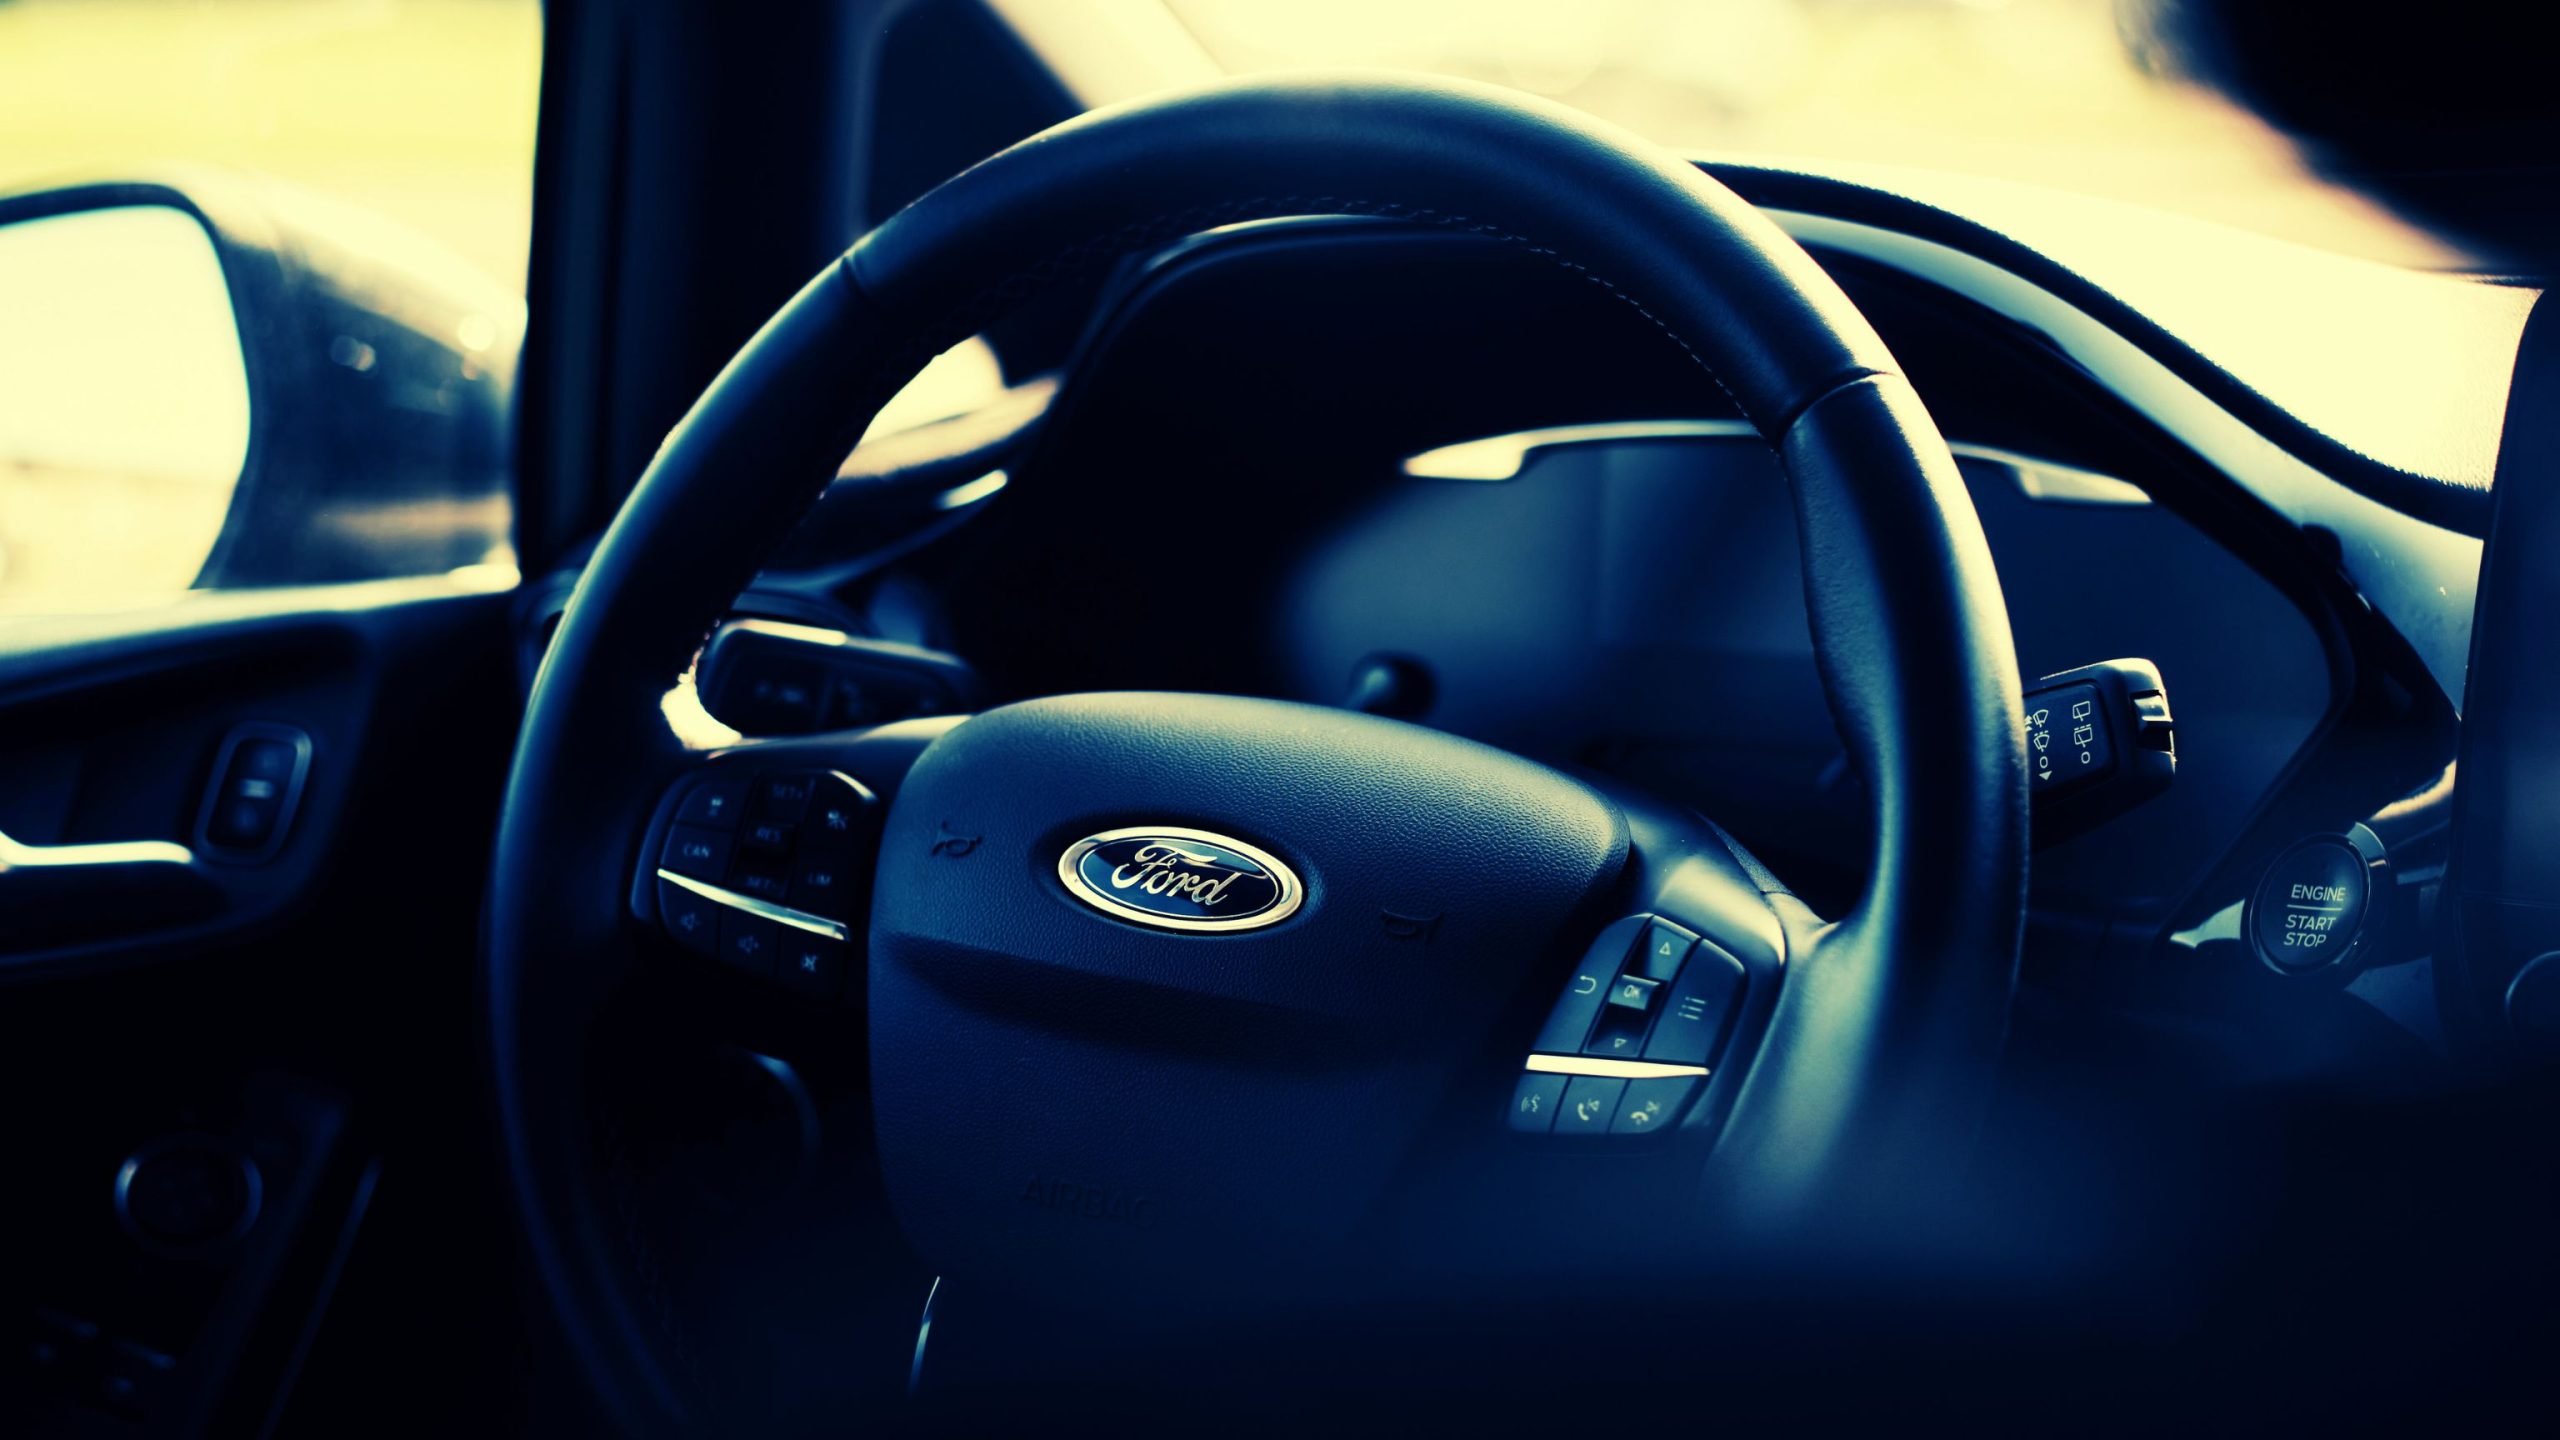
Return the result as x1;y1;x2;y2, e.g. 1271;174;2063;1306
752;772;819;821
716;912;779;977
1605;974;1660;1013
1635;920;1696;981
1535;961;1614;1053
656;878;722;957
1508;1074;1567;1134
775;932;850;997
789;855;859;916
1554;1076;1627;1137
662;825;733;883
1642;940;1747;1066
1584;1006;1651;1058
677;778;747;829
1532;916;1649;1054
2023;682;2112;792
730;870;793;904
1609;1077;1699;1136
643;768;877;993
809;786;869;839
2247;834;2374;974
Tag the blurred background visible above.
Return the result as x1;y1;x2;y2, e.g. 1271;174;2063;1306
0;0;537;616
1170;0;2462;269
0;0;542;285
0;0;2470;618
0;0;2467;296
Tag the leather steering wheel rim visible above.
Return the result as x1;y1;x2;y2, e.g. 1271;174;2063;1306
486;73;2027;1431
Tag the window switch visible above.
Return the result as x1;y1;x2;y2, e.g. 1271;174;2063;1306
197;723;311;860
205;794;280;851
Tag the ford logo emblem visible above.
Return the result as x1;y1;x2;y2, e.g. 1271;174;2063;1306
1056;826;1303;932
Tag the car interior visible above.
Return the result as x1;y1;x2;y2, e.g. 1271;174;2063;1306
4;0;2558;1433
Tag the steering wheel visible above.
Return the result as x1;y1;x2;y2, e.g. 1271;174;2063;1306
486;74;2026;1430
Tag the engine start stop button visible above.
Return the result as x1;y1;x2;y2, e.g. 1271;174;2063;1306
2247;835;2372;974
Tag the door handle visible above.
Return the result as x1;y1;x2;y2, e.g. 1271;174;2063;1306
1;828;196;873
0;826;222;955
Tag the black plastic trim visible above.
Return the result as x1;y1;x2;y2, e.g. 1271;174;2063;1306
1705;161;2509;535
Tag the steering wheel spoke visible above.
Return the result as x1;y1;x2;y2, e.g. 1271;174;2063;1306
629;720;958;1000
1509;801;1792;1145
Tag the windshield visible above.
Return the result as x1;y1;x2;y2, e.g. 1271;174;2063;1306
1164;0;2464;269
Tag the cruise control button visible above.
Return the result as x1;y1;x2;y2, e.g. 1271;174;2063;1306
1634;920;1695;981
717;912;778;977
656;878;721;957
752;772;819;820
741;819;796;857
1509;1073;1567;1133
1555;1077;1625;1136
1610;1077;1699;1135
775;930;851;997
730;869;791;903
789;853;861;916
662;825;732;882
678;778;747;830
1642;939;1746;1066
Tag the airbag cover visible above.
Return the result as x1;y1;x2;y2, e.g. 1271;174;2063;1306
868;692;1626;1289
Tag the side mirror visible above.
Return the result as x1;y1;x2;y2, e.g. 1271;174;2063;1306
0;179;519;614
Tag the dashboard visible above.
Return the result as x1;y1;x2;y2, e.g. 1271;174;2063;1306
814;214;2458;966
614;160;2517;1065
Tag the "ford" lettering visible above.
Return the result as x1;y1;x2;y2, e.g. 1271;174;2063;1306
1056;826;1303;932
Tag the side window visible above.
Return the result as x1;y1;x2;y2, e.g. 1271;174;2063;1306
0;0;542;617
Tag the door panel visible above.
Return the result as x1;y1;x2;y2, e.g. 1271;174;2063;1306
0;578;523;1435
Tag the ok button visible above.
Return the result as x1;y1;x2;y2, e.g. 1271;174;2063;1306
1605;975;1659;1013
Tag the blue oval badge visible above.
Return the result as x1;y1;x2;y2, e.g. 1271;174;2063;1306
1056;827;1303;932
